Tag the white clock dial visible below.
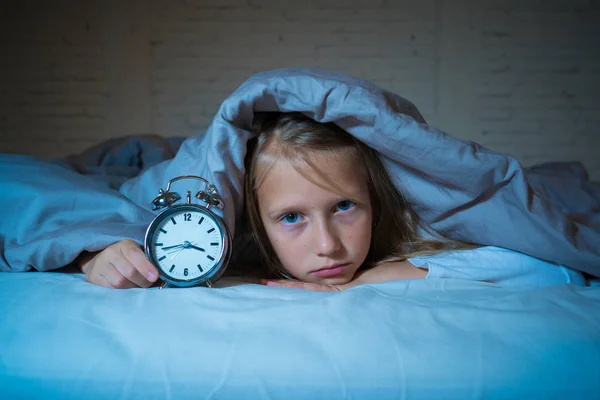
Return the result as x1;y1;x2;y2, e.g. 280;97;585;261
149;207;225;282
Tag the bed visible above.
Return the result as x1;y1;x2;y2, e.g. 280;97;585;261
1;68;599;398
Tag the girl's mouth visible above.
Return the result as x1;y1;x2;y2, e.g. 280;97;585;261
312;264;349;277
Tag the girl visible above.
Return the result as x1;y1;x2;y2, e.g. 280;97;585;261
243;111;475;292
243;112;583;291
78;112;587;289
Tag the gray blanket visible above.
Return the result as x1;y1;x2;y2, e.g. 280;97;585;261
1;68;598;276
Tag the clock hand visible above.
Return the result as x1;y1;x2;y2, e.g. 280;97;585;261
165;242;205;258
162;244;184;251
164;243;188;259
165;248;183;256
170;247;185;259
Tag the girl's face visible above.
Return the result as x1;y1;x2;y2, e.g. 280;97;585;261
256;153;372;285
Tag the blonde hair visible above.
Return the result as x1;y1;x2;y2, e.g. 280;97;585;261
244;112;475;278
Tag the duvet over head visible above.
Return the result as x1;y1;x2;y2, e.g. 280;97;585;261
0;68;599;277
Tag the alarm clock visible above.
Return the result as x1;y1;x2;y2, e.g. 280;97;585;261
144;175;232;288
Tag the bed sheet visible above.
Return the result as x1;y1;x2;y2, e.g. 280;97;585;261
1;272;599;399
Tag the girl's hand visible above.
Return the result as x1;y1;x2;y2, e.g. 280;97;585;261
77;239;159;289
260;279;343;292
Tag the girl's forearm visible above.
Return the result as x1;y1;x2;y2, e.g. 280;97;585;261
342;261;427;289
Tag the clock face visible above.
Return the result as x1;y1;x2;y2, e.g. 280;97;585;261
147;205;227;284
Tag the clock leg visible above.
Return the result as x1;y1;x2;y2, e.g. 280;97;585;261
159;281;171;289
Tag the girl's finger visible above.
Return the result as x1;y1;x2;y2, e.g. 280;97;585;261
103;262;139;289
87;268;115;289
119;240;159;284
110;257;151;288
86;262;119;289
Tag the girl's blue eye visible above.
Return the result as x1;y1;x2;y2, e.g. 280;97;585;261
336;200;354;212
282;213;300;225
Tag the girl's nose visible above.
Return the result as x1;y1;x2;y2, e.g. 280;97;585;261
313;220;341;256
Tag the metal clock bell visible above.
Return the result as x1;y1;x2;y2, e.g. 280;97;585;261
144;175;232;288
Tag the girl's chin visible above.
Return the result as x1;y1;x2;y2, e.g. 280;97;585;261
316;275;353;286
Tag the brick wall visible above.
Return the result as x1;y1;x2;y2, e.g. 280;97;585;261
470;0;600;175
1;0;599;178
